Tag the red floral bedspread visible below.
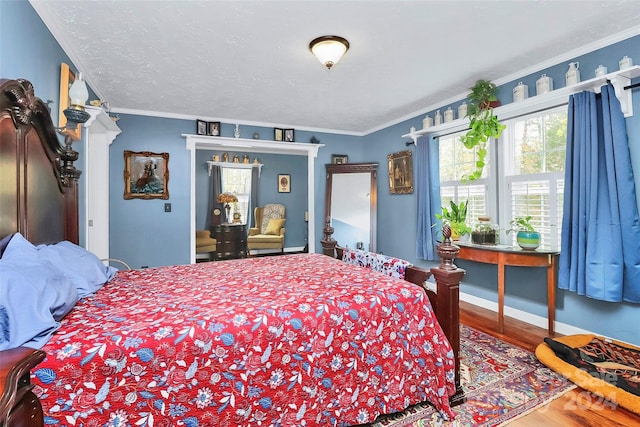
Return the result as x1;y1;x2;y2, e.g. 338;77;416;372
32;254;455;426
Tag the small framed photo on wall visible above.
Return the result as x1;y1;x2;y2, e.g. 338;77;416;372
208;121;220;136
278;174;291;193
332;154;348;164
284;128;295;142
196;119;207;135
274;128;284;142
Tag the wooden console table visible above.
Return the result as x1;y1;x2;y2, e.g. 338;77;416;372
456;242;559;335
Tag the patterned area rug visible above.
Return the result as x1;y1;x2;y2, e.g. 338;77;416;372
370;325;575;427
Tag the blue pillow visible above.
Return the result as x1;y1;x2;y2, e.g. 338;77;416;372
0;252;79;351
37;240;117;297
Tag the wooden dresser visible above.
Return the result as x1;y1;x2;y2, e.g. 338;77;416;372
0;347;45;427
211;224;247;260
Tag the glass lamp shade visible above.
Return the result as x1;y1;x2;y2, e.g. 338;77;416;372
309;36;349;69
69;72;89;109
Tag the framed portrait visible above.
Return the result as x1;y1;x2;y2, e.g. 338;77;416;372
274;128;284;142
387;150;414;194
58;63;82;141
123;150;170;200
284;128;295;142
208;121;221;136
196;120;207;135
278;174;291;193
332;154;348;165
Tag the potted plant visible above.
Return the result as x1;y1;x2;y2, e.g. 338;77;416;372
507;215;541;250
460;80;506;182
435;200;472;240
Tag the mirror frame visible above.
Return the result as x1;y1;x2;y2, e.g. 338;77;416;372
322;162;378;256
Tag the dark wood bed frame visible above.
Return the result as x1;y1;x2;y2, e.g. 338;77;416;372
0;78;81;426
0;78;465;426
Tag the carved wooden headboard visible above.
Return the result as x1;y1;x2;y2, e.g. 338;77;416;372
0;78;80;245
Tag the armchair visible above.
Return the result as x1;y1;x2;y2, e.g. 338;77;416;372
195;229;217;261
247;204;286;255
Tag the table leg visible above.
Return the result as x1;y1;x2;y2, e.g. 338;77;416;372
498;256;505;333
547;255;557;336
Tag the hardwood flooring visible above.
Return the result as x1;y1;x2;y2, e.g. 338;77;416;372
460;301;640;426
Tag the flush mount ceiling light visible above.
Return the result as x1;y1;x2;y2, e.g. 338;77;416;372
309;35;349;70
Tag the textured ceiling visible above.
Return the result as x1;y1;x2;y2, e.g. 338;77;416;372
30;0;640;135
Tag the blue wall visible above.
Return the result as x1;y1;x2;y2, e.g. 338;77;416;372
194;150;308;246
3;1;639;345
363;35;640;346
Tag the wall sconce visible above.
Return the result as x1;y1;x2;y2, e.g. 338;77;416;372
58;72;90;182
309;35;349;70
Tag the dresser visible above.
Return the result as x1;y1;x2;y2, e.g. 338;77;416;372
211;224;247;260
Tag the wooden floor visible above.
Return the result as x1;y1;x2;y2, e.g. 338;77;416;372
460;301;640;426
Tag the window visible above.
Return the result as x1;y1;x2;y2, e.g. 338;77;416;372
438;131;495;231
438;105;567;250
221;167;252;224
501;107;567;249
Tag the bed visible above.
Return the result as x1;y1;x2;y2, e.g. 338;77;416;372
0;78;464;426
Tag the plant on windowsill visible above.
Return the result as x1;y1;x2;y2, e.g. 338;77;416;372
434;200;472;240
507;215;541;250
460;79;506;182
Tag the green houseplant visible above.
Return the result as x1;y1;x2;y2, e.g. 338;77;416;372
460;80;506;182
435;200;472;240
507;216;541;250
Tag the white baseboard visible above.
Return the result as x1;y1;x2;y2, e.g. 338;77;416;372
460;292;594;337
249;246;305;256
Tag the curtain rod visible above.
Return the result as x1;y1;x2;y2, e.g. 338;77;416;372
624;82;640;90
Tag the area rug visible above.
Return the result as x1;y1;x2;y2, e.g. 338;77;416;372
536;334;640;415
369;325;575;427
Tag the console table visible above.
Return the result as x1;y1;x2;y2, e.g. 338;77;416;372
211;224;247;260
456;242;559;335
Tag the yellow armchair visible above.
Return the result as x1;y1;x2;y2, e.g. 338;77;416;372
247;204;286;255
195;229;217;261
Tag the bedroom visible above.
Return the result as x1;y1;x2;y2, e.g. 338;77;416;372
1;1;640;424
2;0;640;353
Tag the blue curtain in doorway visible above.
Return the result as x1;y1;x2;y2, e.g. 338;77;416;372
416;135;442;260
559;84;640;302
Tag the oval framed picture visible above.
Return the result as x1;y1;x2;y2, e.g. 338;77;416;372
278;174;291;193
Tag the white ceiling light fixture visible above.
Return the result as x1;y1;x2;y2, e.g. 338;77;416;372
309;35;349;70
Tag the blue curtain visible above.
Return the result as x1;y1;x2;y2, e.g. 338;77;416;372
559;84;640;303
415;135;442;260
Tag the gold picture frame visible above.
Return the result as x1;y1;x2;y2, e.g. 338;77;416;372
388;150;414;194
58;63;82;141
123;150;170;199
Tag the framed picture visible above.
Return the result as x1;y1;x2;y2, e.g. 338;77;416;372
196;119;207;135
58;63;82;141
123;150;170;200
332;154;348;164
208;121;221;136
274;128;284;142
278;174;291;193
284;128;295;142
388;150;414;194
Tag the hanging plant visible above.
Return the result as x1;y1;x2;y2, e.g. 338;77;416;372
460;79;506;182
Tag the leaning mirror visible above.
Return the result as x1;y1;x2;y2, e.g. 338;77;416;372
323;162;378;255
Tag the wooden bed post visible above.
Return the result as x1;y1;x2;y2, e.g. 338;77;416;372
430;222;465;402
321;216;337;257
